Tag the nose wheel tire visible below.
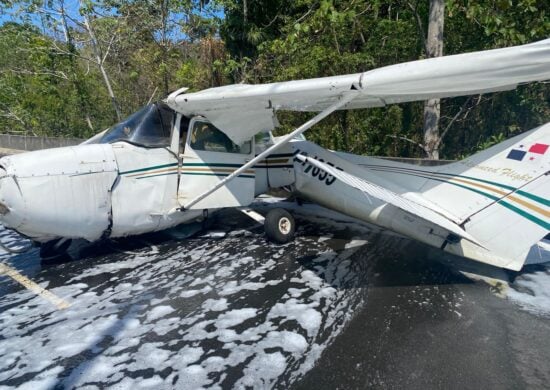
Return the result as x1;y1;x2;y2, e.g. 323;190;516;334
264;208;296;244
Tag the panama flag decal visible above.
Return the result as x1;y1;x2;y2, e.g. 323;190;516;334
506;142;549;162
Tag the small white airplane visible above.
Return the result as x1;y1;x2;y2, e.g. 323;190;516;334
0;39;548;271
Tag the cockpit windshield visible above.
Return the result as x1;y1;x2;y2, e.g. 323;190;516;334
99;103;174;147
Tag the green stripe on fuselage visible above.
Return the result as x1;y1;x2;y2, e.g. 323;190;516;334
121;162;250;175
365;164;549;208
119;162;178;175
181;172;255;179
181;162;245;168
136;172;179;180
380;169;550;230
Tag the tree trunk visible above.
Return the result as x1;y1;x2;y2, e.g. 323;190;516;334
60;5;94;132
83;13;122;121
160;0;169;96
240;0;248;82
422;0;444;159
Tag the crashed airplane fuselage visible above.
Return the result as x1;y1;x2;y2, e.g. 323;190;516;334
0;38;549;271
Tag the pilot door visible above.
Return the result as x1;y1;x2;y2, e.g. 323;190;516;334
178;117;256;210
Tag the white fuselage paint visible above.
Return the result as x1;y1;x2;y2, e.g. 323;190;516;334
286;140;449;250
0;138;294;243
285;139;540;270
0;143;200;242
0;144;118;242
0;130;545;272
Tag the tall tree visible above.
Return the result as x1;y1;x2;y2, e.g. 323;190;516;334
1;0;547;156
81;10;123;121
422;0;444;160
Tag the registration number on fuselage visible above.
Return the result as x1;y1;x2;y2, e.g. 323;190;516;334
293;150;343;186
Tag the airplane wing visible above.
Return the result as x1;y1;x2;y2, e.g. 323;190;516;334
295;154;483;247
167;38;550;145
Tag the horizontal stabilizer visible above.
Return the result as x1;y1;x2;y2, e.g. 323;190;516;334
295;155;482;246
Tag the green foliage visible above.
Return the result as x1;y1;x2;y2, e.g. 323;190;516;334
252;0;423;156
0;22;107;137
0;0;227;137
0;0;548;158
448;0;549;45
254;0;549;158
433;0;550;158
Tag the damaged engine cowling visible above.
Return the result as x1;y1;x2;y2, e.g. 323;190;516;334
0;144;118;243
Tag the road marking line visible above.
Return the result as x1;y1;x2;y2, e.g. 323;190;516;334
0;263;71;310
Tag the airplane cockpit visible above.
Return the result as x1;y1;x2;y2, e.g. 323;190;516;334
98;103;174;147
188;120;252;154
92;101;279;158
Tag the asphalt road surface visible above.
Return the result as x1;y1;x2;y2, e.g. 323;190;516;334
0;198;549;389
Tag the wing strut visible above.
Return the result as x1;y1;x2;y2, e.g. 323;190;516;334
182;91;359;210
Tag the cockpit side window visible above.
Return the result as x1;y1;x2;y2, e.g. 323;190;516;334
190;121;251;154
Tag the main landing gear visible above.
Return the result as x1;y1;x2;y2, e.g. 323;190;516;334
239;207;296;244
264;208;295;244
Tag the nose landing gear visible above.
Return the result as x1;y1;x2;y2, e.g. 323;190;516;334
39;238;72;261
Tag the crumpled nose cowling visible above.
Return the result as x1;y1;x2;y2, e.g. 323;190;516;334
0;164;26;231
0;167;7;215
0;145;118;242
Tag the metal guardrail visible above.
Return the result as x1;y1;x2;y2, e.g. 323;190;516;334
0;134;84;152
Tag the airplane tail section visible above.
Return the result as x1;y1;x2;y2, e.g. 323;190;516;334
436;125;549;270
361;123;549;270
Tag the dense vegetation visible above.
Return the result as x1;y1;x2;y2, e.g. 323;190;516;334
0;0;548;159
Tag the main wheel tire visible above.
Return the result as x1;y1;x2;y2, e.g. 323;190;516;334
39;238;72;260
264;208;296;244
